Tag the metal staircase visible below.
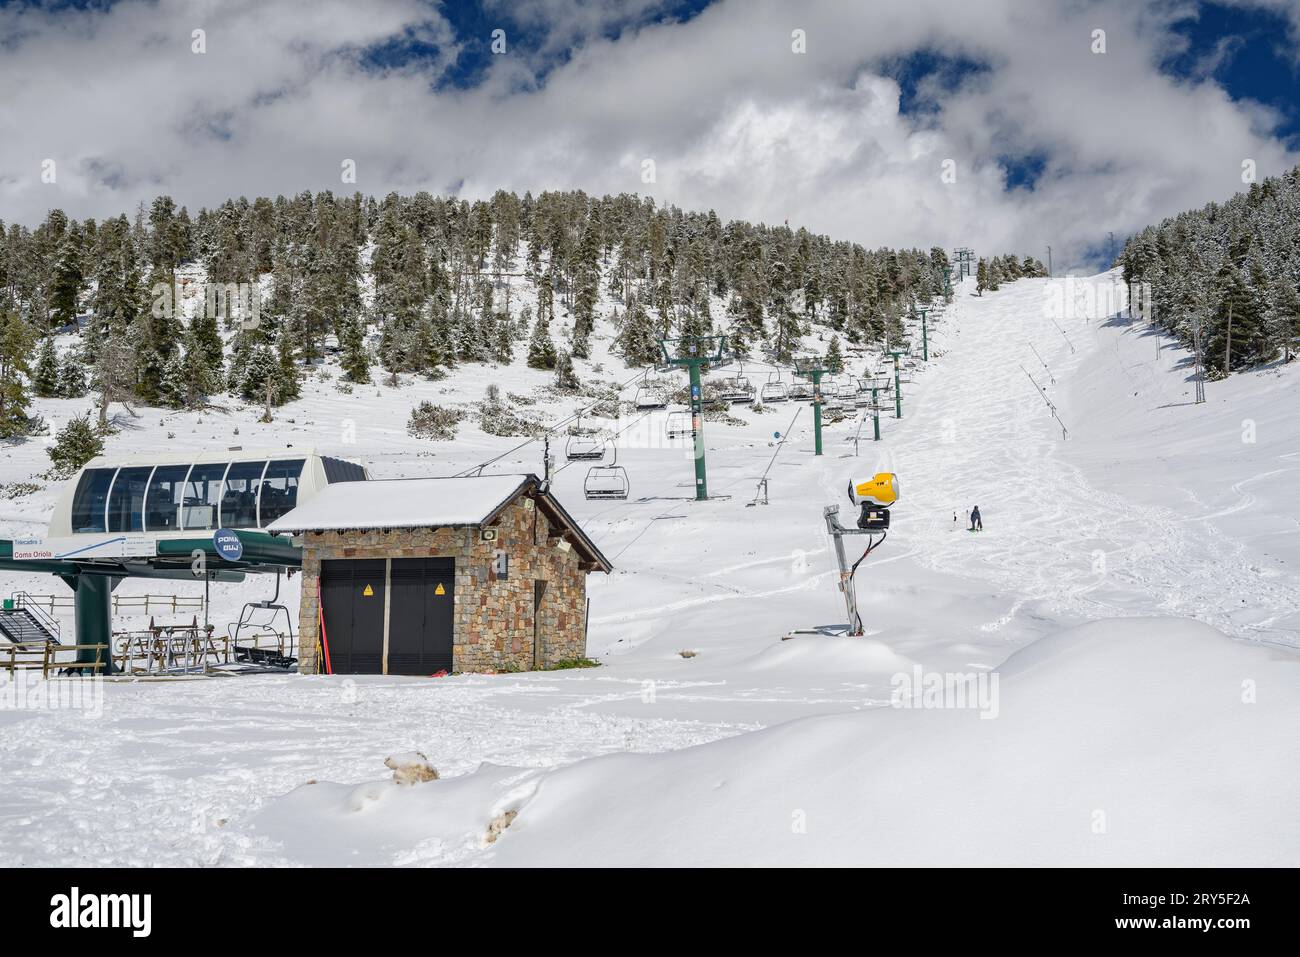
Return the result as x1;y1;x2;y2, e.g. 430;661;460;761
0;593;60;645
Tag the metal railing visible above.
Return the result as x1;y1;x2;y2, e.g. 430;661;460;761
16;593;206;616
13;592;62;641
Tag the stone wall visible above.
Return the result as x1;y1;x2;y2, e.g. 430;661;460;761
295;494;590;674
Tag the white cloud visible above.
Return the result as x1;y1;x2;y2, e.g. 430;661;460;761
1;0;1297;270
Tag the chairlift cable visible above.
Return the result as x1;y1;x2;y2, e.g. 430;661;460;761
456;363;671;477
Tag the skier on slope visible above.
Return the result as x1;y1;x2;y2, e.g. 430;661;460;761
969;505;983;532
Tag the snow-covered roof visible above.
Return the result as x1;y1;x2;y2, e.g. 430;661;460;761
266;474;531;533
266;473;612;572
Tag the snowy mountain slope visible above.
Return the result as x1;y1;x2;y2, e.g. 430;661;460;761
483;618;1299;867
1;271;1297;867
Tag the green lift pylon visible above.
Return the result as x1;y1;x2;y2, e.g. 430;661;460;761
888;349;905;419
871;385;881;441
794;357;830;455
918;308;930;361
660;335;727;501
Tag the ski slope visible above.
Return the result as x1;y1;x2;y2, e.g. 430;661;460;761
1;272;1297;866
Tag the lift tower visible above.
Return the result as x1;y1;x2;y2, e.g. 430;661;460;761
660;335;728;501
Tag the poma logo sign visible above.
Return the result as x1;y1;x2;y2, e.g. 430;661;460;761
49;887;152;938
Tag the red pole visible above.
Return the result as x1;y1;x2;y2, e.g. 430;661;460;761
317;600;333;676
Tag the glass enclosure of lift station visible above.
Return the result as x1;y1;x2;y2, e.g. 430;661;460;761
50;450;367;537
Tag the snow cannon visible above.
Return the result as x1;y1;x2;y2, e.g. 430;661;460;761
848;473;897;531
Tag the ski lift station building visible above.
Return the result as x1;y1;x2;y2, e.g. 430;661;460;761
2;451;610;676
268;473;612;675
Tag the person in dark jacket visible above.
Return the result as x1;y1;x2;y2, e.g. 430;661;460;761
969;506;982;531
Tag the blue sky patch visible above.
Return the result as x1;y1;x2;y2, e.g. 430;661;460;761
877;48;991;115
1163;2;1300;148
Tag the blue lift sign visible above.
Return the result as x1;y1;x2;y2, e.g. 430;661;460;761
213;528;243;562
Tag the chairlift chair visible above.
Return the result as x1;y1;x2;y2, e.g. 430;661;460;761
759;371;788;403
565;433;606;461
229;571;297;669
565;414;607;461
719;376;755;404
789;380;814;401
665;410;693;440
634;384;669;410
584;447;630;501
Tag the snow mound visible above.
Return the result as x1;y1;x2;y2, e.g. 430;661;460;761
252;764;535;866
483;617;1300;866
740;634;915;675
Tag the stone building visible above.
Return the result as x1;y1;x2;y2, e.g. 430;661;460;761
266;474;612;675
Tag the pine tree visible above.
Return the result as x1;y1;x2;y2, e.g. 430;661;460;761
274;328;301;403
825;335;844;374
571;220;600;358
527;311;557;370
731;238;766;353
0;309;36;438
495;312;514;364
157;349;188;408
769;260;801;361
1267;274;1300;362
49;224;85;330
47;414;104;476
617;293;661;366
555;349;580;391
339;313;371;383
56;353;87;398
133;267;179;403
189;309;225;383
33;336;60;398
976;259;989;296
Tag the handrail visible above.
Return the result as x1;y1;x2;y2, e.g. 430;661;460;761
14;592;61;641
14;593;205;616
1;640;104;678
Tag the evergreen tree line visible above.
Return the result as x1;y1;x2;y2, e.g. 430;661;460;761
0;187;1044;437
1120;166;1300;375
975;253;1049;295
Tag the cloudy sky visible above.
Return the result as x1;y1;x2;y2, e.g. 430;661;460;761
3;0;1300;268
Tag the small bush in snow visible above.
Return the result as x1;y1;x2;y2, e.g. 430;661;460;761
544;657;601;670
384;752;438;786
478;387;543;438
0;481;41;499
407;401;464;441
47;414;104;477
484;808;518;844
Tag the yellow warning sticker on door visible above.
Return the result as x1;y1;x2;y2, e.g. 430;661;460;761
434;583;446;596
362;584;374;596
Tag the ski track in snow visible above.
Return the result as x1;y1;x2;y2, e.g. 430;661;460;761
0;674;756;866
894;283;1298;647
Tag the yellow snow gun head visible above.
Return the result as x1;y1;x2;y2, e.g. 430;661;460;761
848;473;899;508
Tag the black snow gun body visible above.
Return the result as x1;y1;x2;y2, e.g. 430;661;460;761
849;473;898;531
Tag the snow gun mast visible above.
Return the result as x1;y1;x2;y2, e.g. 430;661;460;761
785;472;897;640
